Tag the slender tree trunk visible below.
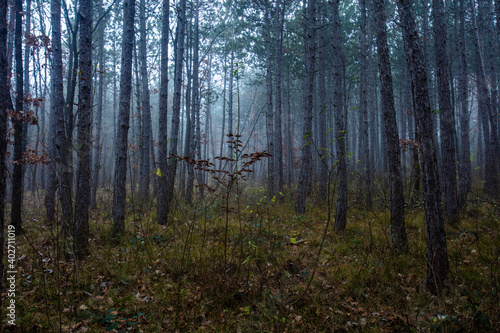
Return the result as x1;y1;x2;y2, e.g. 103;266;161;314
218;57;227;173
397;0;448;296
365;5;374;208
472;0;499;197
317;3;327;201
331;0;347;232
157;0;169;225
433;0;460;224
11;0;23;234
294;0;315;214
162;0;186;224
274;0;284;202
74;0;93;257
458;0;470;207
374;0;408;251
22;0;30;195
264;3;274;199
0;0;11;317
359;0;371;207
112;0;135;236
139;0;151;203
90;0;105;210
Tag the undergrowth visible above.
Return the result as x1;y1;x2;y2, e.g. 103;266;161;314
2;186;499;332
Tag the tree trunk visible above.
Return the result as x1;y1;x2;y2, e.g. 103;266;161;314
331;0;347;232
112;0;135;236
0;0;11;317
139;0;151;203
274;0;284;202
457;0;470;207
397;0;448;296
157;0;169;225
374;0;408;251
74;0;93;257
22;0;30;195
90;0;105;210
294;0;315;215
472;0;499;197
162;0;186;224
358;0;371;207
433;0;460;224
317;3;327;201
264;3;274;199
11;0;23;234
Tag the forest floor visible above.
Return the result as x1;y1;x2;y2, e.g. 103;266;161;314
2;185;499;332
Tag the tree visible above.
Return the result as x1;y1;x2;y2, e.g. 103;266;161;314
157;0;169;225
0;0;11;318
294;0;315;214
11;0;23;234
90;0;106;210
112;0;136;236
397;0;448;295
332;0;347;232
432;0;460;225
358;0;369;205
457;0;470;207
373;0;408;251
274;0;284;202
46;0;72;231
471;0;499;197
161;0;186;224
74;0;93;257
265;0;274;199
139;0;152;203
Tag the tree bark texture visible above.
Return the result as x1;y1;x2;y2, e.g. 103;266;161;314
74;0;93;257
457;0;471;207
374;0;408;251
432;0;460;224
397;0;448;296
90;0;105;210
112;0;135;235
274;0;284;202
139;0;152;203
11;0;23;233
331;0;347;232
157;0;169;225
294;0;315;215
0;0;11;318
162;0;186;224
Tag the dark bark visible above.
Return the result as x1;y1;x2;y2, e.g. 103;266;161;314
157;0;169;225
139;0;151;203
74;0;93;257
472;0;499;197
397;0;448;295
264;1;274;199
317;4;327;201
331;0;347;232
161;0;186;224
22;0;30;193
0;0;11;317
374;0;408;251
457;0;471;207
186;14;196;205
11;0;23;233
358;0;371;208
433;0;460;224
90;0;105;210
294;0;315;214
112;0;135;236
274;0;284;202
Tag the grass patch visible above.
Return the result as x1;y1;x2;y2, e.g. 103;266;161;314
3;188;499;332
